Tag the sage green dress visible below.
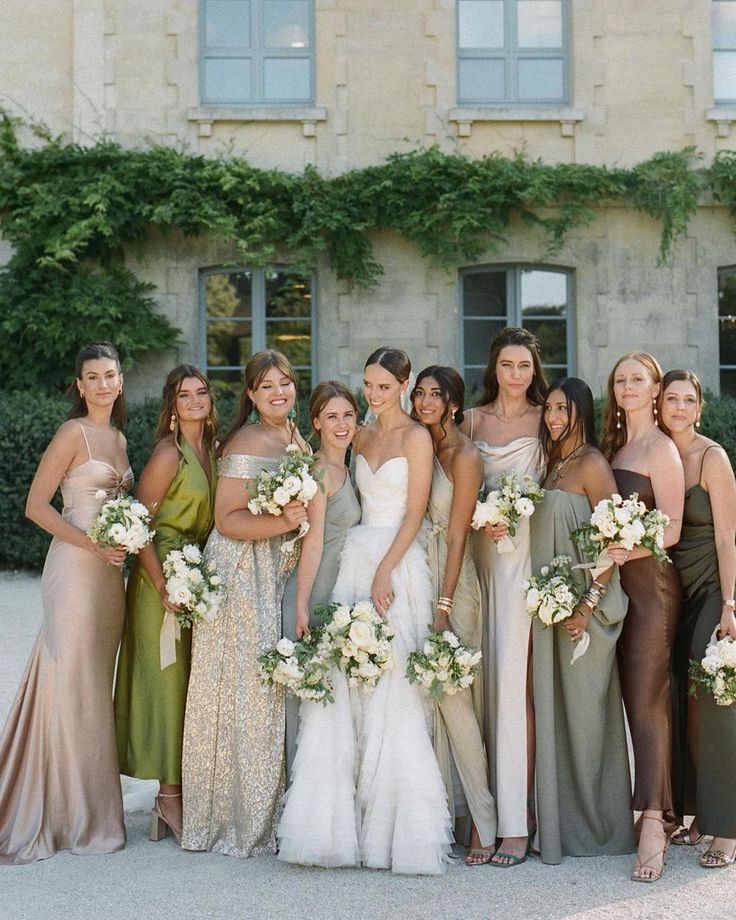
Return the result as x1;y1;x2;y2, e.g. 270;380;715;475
114;439;216;785
671;466;736;837
427;457;497;848
530;488;635;863
281;474;361;779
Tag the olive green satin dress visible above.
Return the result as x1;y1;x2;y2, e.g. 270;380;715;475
114;439;216;785
531;488;635;863
671;474;736;837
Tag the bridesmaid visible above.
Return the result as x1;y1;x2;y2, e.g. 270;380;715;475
281;380;361;780
114;365;218;844
181;350;308;857
601;352;684;882
411;366;498;865
0;342;129;864
662;370;736;868
531;377;634;864
459;326;545;866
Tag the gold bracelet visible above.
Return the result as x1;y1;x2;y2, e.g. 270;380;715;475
438;596;455;608
436;602;453;614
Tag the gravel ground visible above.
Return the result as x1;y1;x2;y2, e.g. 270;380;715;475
0;571;734;920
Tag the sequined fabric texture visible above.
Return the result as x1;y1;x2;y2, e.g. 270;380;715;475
181;454;298;857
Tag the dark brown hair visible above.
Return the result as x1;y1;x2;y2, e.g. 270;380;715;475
154;364;218;452
309;381;359;440
601;352;665;461
539;377;597;478
219;350;298;454
364;347;411;383
410;365;466;440
67;342;127;430
478;327;547;407
662;369;705;412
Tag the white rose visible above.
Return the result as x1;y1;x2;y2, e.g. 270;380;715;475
357;661;380;680
209;574;222;587
719;641;736;668
129;501;149;519
169;583;193;607
442;631;460;648
182;544;202;564
108;523;127;543
282;475;301;494
515;497;535;518
348;620;376;651
247;499;261;515
187;568;204;585
613;506;632;525
285;444;300;453
701;655;721;676
423;640;434;656
525;587;541;611
276;637;295;657
300;477;319;501
273;486;291;507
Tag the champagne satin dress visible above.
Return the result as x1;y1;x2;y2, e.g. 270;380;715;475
114;439;217;784
0;427;130;864
613;469;681;815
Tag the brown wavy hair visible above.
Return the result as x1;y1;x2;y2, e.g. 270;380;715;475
153;364;218;453
410;365;466;441
477;327;547;407
601;352;665;461
67;342;127;430
219;349;298;454
309;380;359;440
662;369;705;418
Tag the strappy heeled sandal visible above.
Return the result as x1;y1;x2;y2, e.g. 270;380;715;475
700;842;736;868
631;815;669;883
150;791;183;845
671;826;704;846
465;847;494;866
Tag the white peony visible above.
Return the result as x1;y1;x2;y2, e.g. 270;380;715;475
332;606;352;628
276;637;295;657
348;620;376;651
300;476;319;501
108;523;127;542
515;497;535;517
182;544;202;564
442;631;460;648
273;486;291;507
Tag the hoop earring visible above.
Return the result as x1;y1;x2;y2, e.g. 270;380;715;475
653;397;659;427
248;407;260;424
616;407;622;430
169;413;177;432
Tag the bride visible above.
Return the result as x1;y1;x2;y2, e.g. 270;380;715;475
277;347;452;875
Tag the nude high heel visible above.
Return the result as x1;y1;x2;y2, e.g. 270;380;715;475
149;792;182;845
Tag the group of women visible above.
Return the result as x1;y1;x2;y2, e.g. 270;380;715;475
0;331;735;885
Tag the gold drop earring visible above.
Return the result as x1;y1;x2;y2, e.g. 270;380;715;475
169;413;177;432
653;397;659;427
616;406;622;430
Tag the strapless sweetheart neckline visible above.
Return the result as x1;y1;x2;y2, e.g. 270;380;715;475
356;454;408;476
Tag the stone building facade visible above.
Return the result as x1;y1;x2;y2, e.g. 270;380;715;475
2;1;736;397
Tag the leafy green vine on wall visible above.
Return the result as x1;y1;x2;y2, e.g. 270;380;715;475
0;110;733;392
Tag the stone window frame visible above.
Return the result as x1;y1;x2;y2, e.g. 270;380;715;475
717;264;736;395
199;0;316;106
455;0;571;108
460;263;575;393
199;264;315;392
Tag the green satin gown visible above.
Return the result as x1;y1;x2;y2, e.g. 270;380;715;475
114;439;216;784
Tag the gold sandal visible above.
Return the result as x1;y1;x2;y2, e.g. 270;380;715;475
700;843;736;868
631;815;669;883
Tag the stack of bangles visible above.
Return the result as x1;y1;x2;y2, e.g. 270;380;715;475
437;596;454;615
581;578;607;612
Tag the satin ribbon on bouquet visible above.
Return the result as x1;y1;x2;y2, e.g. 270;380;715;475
281;520;310;555
160;610;181;670
569;550;615;664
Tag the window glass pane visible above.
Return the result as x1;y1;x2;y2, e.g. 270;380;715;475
265;272;312;317
203;58;252;102
718;269;736;316
263;58;311;101
264;0;310;49
207;321;253;368
517;1;563;48
720;368;736;396
520;269;567;317
459;58;506;102
518;58;564;100
464;318;507;365
463;271;507;317
266;320;312;371
464;367;486;400
713;2;736;49
523;319;567;367
714;51;736;99
458;1;505;49
720;317;736;365
205;0;251;48
206;271;253;318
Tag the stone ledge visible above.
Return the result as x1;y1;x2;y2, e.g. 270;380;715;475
707;107;736;137
187;105;328;137
449;106;584;137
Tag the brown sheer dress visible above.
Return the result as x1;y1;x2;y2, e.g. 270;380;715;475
613;469;682;814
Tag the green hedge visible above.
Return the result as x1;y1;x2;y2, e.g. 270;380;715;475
3;389;733;570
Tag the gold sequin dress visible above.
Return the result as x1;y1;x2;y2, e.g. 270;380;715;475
181;454;298;857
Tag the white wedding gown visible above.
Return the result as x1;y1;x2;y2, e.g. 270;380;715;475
277;455;452;875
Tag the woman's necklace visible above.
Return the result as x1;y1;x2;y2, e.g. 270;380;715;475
490;403;532;424
550;443;586;483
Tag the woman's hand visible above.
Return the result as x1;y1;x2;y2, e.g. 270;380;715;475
484;522;509;542
433;609;453;634
90;541;127;567
563;604;592;641
606;544;631;566
371;565;395;618
295;607;310;640
719;605;736;640
282;500;308;531
158;584;183;615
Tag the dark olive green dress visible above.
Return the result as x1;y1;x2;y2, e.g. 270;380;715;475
531;488;635;863
671;462;736;837
114;439;216;784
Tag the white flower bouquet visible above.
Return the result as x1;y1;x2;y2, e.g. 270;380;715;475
315;601;394;691
471;471;544;554
524;555;590;662
88;494;154;554
406;628;482;700
259;632;335;705
247;445;323;553
689;630;736;706
572;492;670;565
162;543;224;629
